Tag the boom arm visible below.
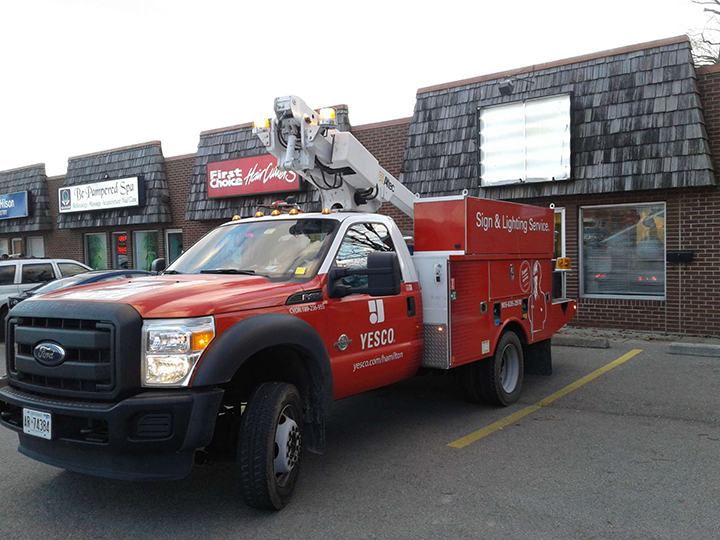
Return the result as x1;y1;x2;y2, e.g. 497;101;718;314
253;96;416;218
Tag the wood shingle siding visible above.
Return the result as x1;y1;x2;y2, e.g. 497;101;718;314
185;107;351;221
0;164;52;233
400;38;715;200
56;142;171;229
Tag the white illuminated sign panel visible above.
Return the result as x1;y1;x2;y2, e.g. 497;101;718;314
59;177;142;213
480;94;571;186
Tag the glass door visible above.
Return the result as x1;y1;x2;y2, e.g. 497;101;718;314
11;237;22;255
165;229;183;265
112;232;129;269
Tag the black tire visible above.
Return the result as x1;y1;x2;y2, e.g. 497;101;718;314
454;362;484;404
0;305;7;343
477;331;524;406
238;382;303;511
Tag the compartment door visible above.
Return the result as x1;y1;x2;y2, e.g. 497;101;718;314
450;260;491;366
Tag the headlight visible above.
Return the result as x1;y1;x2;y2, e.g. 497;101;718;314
142;316;215;387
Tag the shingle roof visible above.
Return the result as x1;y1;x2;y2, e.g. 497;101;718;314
400;37;715;200
185;106;351;221
0;164;52;233
57;142;172;229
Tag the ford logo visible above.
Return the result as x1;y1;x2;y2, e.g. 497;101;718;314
33;343;67;367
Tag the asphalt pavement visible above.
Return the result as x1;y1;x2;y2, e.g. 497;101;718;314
0;340;718;539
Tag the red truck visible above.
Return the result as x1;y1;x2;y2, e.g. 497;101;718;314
0;96;576;510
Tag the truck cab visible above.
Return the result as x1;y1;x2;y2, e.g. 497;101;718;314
0;211;425;509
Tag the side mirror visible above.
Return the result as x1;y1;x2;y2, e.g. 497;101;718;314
150;258;166;272
366;252;401;296
327;252;402;298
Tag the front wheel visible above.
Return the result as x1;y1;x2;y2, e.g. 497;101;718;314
238;382;303;511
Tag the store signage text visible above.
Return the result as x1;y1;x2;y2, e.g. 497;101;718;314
0;191;29;220
206;155;299;198
59;177;142;213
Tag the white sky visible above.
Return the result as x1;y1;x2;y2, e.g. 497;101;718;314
0;0;713;176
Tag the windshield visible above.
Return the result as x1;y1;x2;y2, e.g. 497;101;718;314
166;218;339;280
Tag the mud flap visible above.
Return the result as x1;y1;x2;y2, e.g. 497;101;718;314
523;339;552;376
304;419;326;455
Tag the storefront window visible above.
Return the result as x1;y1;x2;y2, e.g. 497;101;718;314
0;239;8;257
27;237;45;257
112;232;129;269
165;229;183;265
84;233;108;270
133;231;159;271
581;203;665;298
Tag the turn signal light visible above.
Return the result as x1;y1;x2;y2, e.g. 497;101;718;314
271;210;281;216
556;257;572;270
191;331;214;350
254;211;264;217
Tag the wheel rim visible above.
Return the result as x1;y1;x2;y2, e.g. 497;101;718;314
500;343;520;393
273;404;301;486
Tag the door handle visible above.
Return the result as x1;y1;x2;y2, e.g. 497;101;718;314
407;296;416;317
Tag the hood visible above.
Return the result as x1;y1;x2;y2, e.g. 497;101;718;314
30;274;305;318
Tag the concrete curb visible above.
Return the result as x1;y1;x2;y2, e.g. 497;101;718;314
668;343;720;357
551;336;610;349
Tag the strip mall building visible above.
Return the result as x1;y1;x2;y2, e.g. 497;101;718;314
0;35;718;336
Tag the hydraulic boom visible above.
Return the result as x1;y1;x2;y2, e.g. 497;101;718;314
253;95;416;218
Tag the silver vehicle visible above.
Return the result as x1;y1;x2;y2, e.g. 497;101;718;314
0;258;91;340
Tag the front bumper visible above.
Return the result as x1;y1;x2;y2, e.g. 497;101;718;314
0;378;224;481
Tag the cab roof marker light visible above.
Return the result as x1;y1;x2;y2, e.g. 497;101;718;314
321;208;331;214
254;211;264;217
232;215;241;221
319;107;336;121
253;118;270;130
318;108;337;127
271;209;281;216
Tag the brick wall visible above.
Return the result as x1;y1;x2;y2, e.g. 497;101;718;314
520;186;720;336
164;154;219;249
352;118;414;233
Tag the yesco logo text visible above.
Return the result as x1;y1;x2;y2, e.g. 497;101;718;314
476;212;550;234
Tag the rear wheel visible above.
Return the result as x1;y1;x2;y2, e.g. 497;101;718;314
478;331;524;406
238;382;303;511
456;331;524;406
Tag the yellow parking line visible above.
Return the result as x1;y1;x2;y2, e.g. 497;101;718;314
448;349;643;449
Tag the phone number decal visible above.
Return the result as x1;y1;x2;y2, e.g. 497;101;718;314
289;303;326;315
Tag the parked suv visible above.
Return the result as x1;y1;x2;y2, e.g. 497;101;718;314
0;258;91;340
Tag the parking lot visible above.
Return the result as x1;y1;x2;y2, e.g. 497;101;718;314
1;339;719;539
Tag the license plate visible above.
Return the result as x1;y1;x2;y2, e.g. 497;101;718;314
23;408;52;440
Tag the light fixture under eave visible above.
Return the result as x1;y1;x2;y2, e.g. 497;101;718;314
498;79;515;96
